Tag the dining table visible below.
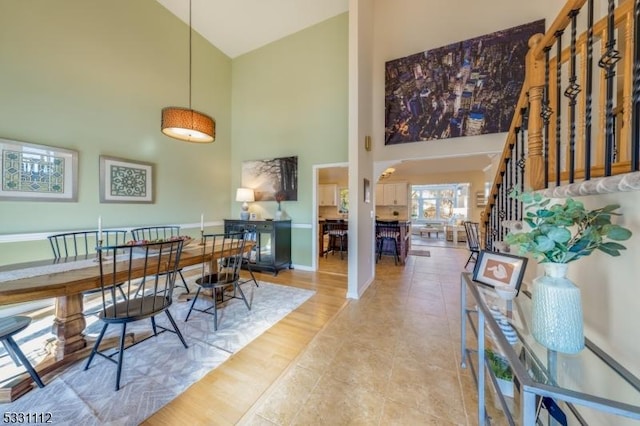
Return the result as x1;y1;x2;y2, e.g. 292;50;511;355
0;239;253;402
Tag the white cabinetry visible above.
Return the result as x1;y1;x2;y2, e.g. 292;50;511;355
376;183;408;206
318;184;337;206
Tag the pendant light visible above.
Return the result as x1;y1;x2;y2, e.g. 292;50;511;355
161;0;215;143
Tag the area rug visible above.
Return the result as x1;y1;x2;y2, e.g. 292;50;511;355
408;249;431;257
2;281;314;425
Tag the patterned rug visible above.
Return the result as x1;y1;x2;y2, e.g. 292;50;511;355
2;281;314;425
408;249;431;257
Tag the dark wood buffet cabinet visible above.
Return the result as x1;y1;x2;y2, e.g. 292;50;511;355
224;219;292;275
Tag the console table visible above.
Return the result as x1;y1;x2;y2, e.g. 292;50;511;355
460;272;640;425
224;219;292;275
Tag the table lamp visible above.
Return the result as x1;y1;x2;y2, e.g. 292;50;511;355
236;188;254;220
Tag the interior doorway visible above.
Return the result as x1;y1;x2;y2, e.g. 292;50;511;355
313;163;348;275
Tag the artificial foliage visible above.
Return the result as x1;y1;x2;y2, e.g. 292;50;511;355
504;190;632;263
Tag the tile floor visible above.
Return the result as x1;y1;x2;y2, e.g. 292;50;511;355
241;246;496;425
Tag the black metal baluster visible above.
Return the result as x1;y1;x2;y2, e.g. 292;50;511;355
519;121;526;194
542;46;553;188
508;144;514;221
514;129;520;221
495;184;501;246
585;0;595;179
492;204;497;251
599;0;621;176
555;30;564;186
483;220;489;251
565;10;581;183
499;176;505;241
633;0;640;171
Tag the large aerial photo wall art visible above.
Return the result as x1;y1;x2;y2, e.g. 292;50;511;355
384;19;545;145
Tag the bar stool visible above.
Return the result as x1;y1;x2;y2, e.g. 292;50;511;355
0;316;45;388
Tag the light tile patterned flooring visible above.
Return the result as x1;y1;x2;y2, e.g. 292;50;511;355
241;245;492;425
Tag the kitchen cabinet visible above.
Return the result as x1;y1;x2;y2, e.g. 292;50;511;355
318;184;337;206
375;182;408;206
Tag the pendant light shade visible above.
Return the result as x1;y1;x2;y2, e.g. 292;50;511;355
161;0;215;143
162;107;215;143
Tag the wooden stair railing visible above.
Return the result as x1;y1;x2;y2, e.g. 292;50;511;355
483;0;640;251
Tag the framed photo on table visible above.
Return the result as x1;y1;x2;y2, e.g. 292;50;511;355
0;138;78;202
99;156;154;203
472;250;528;295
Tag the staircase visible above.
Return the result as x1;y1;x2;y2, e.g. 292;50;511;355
482;0;640;415
483;0;640;250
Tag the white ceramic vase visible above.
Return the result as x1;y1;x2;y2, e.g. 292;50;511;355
531;262;584;354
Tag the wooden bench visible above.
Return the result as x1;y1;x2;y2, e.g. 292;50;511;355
418;225;443;239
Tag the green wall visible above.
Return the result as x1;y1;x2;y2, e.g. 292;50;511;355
0;0;232;265
231;13;349;268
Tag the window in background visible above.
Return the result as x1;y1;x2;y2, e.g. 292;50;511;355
338;188;349;213
411;183;469;223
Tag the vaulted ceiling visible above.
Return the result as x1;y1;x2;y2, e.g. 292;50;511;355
156;1;499;180
155;0;349;58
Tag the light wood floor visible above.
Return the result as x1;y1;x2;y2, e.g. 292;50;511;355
143;258;349;425
144;246;484;425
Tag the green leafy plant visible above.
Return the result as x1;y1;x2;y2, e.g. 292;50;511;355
485;349;513;381
504;190;632;263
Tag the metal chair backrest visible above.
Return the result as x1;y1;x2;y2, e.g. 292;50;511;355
130;226;181;242
324;220;348;236
225;224;256;261
49;230;127;258
201;232;246;284
376;220;400;240
96;239;184;320
225;223;256;242
463;221;480;251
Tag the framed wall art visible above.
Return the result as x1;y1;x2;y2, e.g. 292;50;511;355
0;138;78;202
241;156;298;201
99;156;154;203
472;250;528;295
384;19;545;145
363;178;371;203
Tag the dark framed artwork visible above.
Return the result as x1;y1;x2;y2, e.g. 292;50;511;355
99;156;154;203
472;250;528;295
0;138;78;202
384;19;545;145
363;178;371;203
241;156;298;201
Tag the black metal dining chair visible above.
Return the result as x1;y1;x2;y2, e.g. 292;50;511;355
224;223;259;288
463;221;481;268
185;232;250;331
0;316;45;389
48;229;128;258
84;239;188;391
130;226;190;293
375;220;401;265
48;230;129;302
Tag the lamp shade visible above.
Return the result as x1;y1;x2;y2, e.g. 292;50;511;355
161;107;215;143
236;188;255;202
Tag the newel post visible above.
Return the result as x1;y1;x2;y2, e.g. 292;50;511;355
526;34;546;190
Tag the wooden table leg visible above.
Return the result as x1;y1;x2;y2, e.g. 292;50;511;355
50;294;87;359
